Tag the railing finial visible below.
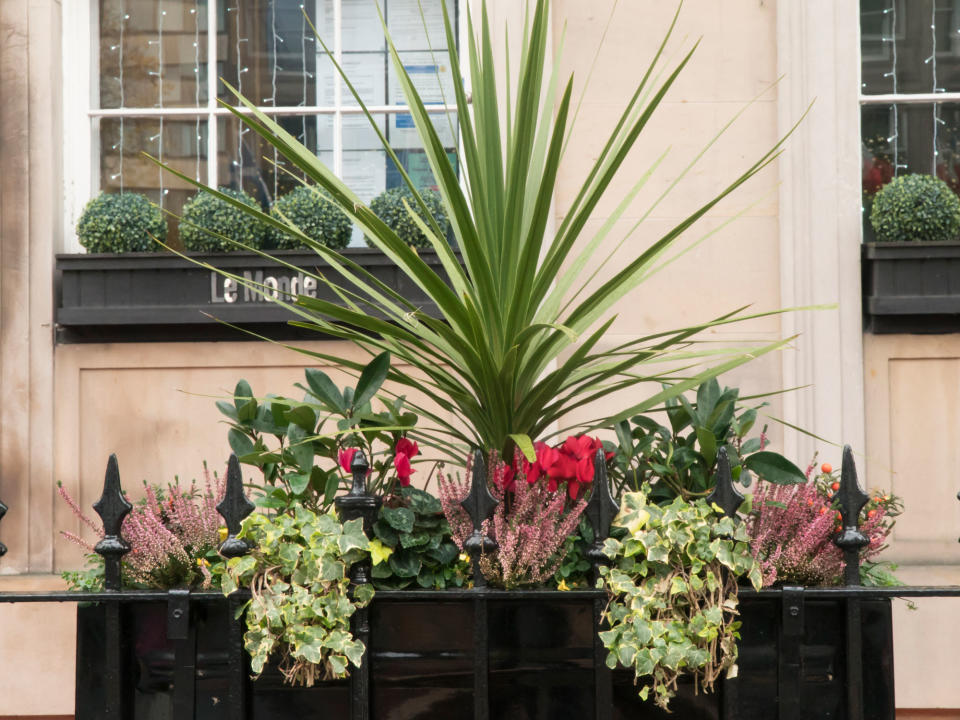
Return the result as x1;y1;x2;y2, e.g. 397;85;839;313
93;454;132;590
0;499;7;557
460;449;499;588
584;448;617;584
833;445;869;585
217;454;255;558
706;447;744;519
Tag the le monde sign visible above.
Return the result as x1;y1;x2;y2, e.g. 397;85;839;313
210;269;319;304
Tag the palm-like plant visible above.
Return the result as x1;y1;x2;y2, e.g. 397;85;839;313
160;0;797;460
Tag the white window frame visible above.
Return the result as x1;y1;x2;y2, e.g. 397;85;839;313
61;0;469;253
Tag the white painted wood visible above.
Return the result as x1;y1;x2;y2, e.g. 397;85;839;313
776;0;866;466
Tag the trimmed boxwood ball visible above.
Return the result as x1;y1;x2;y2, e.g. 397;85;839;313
870;173;960;243
180;187;269;252
366;186;449;249
269;186;352;250
76;192;167;253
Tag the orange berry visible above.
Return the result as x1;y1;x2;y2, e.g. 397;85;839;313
867;509;877;519
819;507;827;515
807;499;814;507
821;463;833;474
831;482;840;492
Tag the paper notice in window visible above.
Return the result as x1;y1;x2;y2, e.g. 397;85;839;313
388;0;452;51
315;0;384;52
342;150;386;204
317;53;387;107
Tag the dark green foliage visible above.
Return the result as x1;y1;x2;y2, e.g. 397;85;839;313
180;187;269;252
76;192;167;253
610;378;804;503
366;186;449;249
370;487;468;590
269;185;353;250
870;173;960;243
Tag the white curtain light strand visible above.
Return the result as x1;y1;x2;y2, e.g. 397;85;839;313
301;3;309;144
193;2;202;182
109;6;128;189
930;1;944;173
232;3;249;185
148;9;168;206
271;0;280;200
882;3;903;175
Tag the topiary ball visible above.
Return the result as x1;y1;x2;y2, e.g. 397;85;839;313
269;186;353;250
869;173;960;243
76;192;167;253
180;187;269;252
366;186;449;249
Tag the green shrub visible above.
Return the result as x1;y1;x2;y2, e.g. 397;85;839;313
76;192;167;253
180;187;268;252
269;186;352;250
869;173;960;243
366;186;449;249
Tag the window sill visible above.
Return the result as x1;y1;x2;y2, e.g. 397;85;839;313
55;248;456;343
862;242;960;333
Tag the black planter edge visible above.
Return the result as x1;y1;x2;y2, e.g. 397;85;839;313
54;248;459;344
861;242;960;334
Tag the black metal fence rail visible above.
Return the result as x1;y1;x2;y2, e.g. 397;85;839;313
0;444;949;720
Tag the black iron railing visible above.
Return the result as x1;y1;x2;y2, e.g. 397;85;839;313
0;444;943;719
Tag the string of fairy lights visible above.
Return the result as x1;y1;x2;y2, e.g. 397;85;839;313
146;8;167;206
193;1;201;183
107;5;126;189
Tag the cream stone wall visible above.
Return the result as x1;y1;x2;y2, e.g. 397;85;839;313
1;0;959;716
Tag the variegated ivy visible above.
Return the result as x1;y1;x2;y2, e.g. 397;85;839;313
220;506;373;686
599;490;762;710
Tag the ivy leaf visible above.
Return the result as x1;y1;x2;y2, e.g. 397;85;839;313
369;538;394;566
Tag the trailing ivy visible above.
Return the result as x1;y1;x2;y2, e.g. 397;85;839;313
366;186;449;249
76;191;167;253
180;187;269;251
220;507;373;686
599;490;761;710
870;173;960;243
269;185;353;250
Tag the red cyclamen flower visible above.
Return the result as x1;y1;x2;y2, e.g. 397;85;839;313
339;447;359;474
394;452;415;487
395;437;419;459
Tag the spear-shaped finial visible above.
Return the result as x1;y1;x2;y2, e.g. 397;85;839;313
706;447;744;519
833;445;869;586
460;449;499;588
217;454;255;558
584;448;618;583
93;454;133;590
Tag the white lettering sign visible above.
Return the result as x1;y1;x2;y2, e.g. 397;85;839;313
209;271;320;304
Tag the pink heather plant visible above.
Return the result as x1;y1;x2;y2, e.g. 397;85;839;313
59;467;226;589
439;451;587;589
746;477;891;587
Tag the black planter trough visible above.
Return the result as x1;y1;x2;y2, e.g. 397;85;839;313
73;590;894;720
862;241;960;333
55;249;459;343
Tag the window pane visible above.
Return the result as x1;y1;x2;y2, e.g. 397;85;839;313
217;0;318;107
218;114;333;208
317;53;388;107
99;0;208;109
860;102;960;236
861;0;960;95
100;117;208;248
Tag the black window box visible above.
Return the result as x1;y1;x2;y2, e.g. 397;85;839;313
55;249;456;343
862;242;960;333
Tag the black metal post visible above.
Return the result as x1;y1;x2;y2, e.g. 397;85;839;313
777;586;804;720
459;450;499;720
92;454;133;720
335;450;381;720
216;454;255;720
584;449;617;720
168;588;197;720
833;446;869;720
0;499;7;557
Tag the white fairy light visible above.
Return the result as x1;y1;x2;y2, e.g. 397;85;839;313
152;8;167;207
193;1;201;182
931;5;940;170
300;3;308;143
271;0;279;199
890;0;899;177
117;5;126;191
233;3;246;186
